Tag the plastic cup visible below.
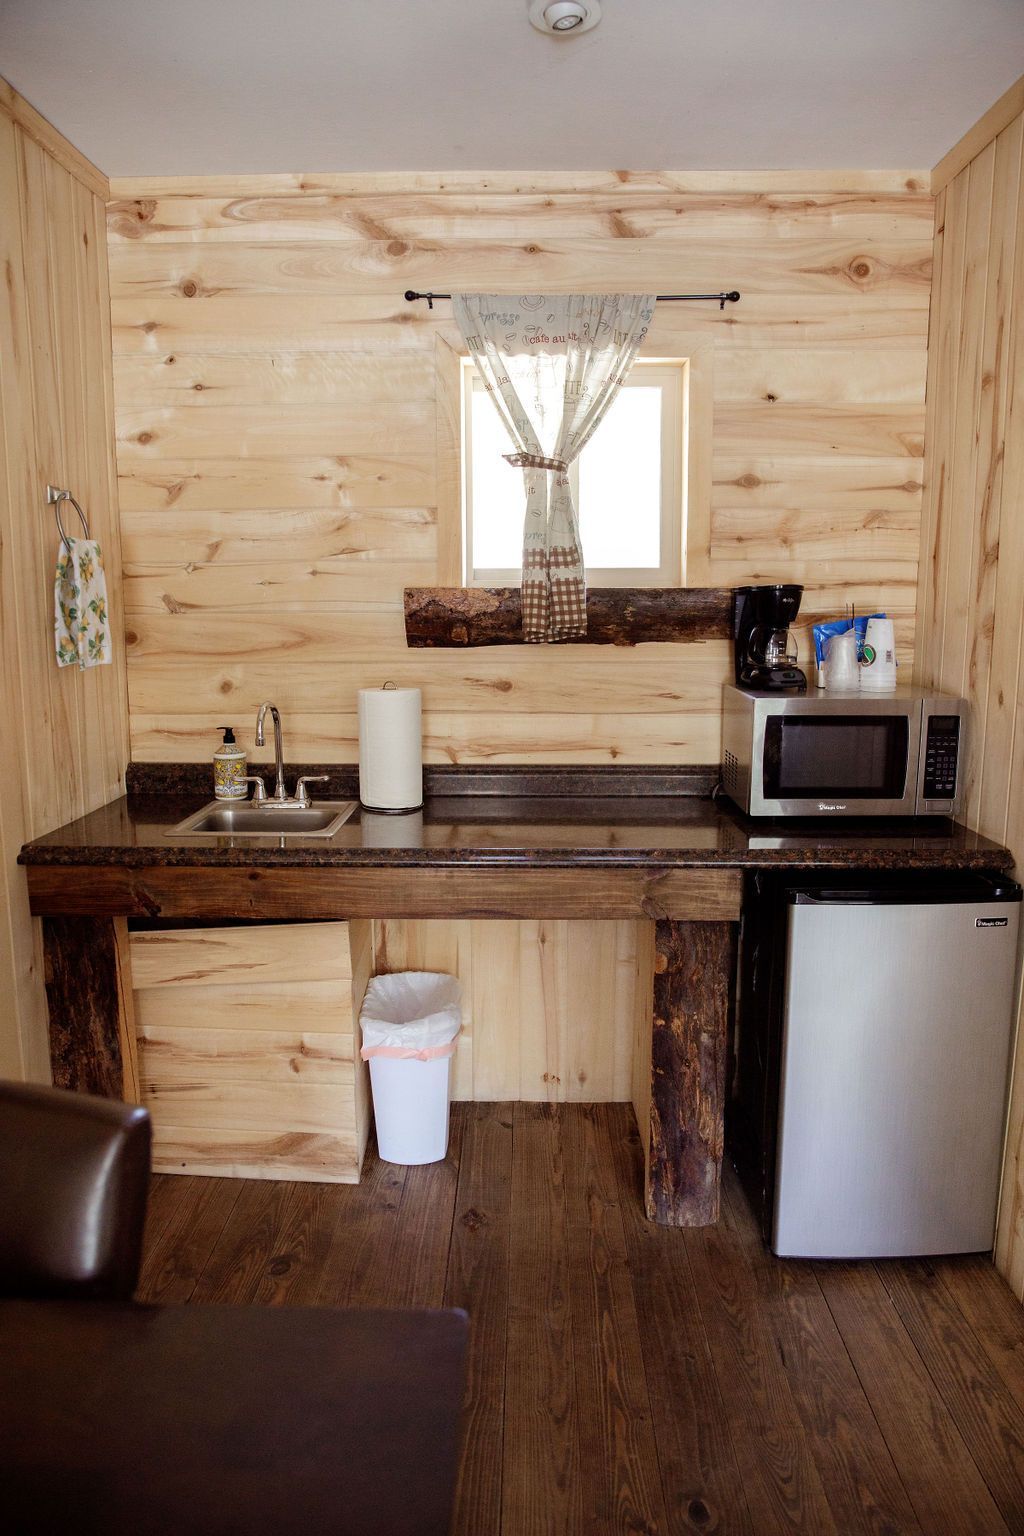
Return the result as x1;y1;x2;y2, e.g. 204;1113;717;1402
824;629;859;691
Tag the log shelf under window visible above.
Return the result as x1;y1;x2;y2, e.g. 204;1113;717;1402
403;586;733;648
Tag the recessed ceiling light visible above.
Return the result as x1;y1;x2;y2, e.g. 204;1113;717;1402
529;0;602;36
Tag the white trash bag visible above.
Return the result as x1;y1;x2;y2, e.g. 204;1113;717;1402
359;972;462;1165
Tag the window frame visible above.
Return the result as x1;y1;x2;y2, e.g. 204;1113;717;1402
461;359;686;589
433;331;712;592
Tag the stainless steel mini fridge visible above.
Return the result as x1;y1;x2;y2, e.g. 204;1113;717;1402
772;875;1021;1258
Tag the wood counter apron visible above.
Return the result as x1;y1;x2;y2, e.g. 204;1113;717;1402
25;862;742;1228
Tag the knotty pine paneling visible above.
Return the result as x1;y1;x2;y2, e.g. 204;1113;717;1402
107;235;932;300
131;921;371;1180
106;174;930;1109
107;174;930;768
108;170;930;196
373;918;649;1103
0;88;128;1080
107;186;936;242
915;106;1024;1296
110;293;931;355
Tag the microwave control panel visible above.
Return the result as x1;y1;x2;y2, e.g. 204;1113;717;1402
922;714;961;800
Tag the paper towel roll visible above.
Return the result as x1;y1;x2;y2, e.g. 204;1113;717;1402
358;685;423;810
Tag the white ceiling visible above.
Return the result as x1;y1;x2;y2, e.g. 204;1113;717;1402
1;0;1022;178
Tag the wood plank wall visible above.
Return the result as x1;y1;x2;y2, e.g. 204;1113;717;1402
374;917;654;1103
130;920;372;1180
102;170;932;1106
0;83;129;1079
105;169;932;766
916;107;1024;1294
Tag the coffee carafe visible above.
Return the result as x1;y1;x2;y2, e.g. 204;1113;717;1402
733;584;807;692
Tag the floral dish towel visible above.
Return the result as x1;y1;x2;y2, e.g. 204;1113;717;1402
54;537;111;669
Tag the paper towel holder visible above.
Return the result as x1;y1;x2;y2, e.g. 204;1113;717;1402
358;680;424;815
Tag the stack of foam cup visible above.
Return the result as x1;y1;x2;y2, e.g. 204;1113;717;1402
859;616;898;691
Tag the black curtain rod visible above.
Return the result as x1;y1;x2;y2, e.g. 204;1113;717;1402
404;289;741;311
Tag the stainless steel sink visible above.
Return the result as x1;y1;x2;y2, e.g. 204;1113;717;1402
168;801;357;838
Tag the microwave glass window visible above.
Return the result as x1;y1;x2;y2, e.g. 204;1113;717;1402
763;717;910;800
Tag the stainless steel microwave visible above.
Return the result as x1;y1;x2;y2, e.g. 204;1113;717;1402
721;684;967;817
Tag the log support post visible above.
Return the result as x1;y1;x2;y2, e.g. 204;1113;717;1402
43;915;139;1103
645;919;736;1227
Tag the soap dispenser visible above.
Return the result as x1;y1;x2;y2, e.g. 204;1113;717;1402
213;725;247;801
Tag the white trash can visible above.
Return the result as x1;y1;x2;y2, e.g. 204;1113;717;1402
359;971;462;1165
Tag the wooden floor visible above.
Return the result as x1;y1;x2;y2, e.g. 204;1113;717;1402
139;1104;1024;1535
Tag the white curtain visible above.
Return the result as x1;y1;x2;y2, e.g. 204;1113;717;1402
453;293;654;642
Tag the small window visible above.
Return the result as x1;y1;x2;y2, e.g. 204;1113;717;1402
462;359;686;587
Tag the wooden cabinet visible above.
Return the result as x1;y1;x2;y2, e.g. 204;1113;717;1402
130;920;372;1181
125;915;657;1178
33;866;745;1224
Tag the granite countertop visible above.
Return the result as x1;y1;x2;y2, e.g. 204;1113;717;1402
18;765;1014;873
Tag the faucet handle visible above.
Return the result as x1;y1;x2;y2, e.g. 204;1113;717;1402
244;776;268;803
295;775;329;808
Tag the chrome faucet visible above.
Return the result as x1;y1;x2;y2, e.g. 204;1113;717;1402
255;702;288;801
254;703;328;808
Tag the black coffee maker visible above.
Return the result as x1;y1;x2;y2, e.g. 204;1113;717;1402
733;584;807;692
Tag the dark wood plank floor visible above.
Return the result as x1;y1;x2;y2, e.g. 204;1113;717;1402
138;1104;1024;1535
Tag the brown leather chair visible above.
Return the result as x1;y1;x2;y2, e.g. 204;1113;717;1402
0;1080;151;1301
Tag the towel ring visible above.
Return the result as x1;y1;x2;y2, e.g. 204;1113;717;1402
46;484;91;550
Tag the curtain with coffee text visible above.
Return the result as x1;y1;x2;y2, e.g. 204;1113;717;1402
453;293;654;642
